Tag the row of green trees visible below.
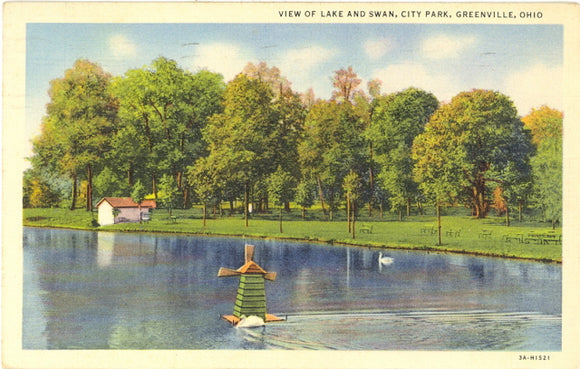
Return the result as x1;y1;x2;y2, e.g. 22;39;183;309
25;57;563;230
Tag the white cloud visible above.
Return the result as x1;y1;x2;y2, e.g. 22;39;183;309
109;35;137;58
364;38;394;60
279;45;337;73
277;45;338;95
503;63;563;116
422;34;476;60
191;43;253;82
372;62;458;102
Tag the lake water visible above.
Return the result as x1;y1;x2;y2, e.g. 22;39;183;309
23;227;561;350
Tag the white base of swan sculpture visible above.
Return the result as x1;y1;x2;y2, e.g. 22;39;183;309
236;315;265;328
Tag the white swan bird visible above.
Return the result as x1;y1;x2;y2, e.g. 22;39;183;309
378;252;394;265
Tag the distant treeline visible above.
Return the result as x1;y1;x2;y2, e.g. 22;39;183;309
24;57;562;227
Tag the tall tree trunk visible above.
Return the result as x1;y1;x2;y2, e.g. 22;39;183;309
183;187;189;209
203;203;207;228
473;181;489;219
244;183;249;228
518;200;523;222
505;205;510;227
317;176;326;219
86;164;93;211
479;190;486;218
437;202;442;246
368;142;374;217
407;198;411;217
302;207;306;220
472;186;480;218
279;208;283;233
70;174;78;210
347;197;351;232
152;174;158;200
176;171;183;189
352;201;356;239
128;165;134;188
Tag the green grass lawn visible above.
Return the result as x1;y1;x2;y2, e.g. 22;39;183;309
23;207;562;263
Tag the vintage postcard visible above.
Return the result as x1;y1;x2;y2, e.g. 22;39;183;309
3;1;580;368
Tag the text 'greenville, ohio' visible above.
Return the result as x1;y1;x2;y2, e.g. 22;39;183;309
278;9;544;19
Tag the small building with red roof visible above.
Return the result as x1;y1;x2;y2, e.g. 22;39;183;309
96;197;156;226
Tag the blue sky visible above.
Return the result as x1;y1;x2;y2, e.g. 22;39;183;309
26;23;562;148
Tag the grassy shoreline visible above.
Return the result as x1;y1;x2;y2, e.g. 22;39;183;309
23;207;562;263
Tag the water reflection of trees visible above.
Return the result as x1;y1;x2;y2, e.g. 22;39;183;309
24;227;562;349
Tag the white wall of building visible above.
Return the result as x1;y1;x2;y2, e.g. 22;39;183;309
97;201;115;226
98;201;152;226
